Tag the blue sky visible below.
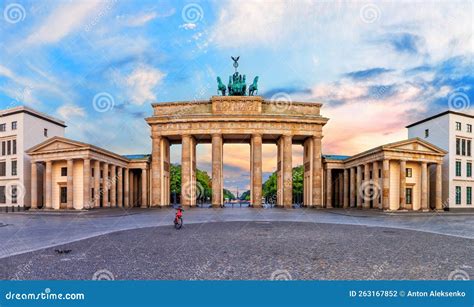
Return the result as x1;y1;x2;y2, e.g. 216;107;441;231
0;0;473;194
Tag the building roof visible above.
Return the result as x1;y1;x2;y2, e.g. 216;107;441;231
406;110;474;128
0;106;66;127
122;154;150;160
322;154;350;161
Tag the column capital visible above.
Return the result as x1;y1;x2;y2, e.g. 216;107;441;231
211;133;222;138
252;133;262;138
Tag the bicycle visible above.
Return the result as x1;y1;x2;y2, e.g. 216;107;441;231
174;207;183;229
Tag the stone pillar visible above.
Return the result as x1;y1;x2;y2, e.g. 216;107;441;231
312;135;322;207
45;161;52;209
94;161;100;208
421;162;428;211
151;135;162;207
363;163;370;209
124;168;130;208
117;167;123;208
349;167;355;208
356;165;362;208
251;133;263;208
399;160;406;210
31;162;38;209
67;159;74;209
103;163;109;207
326;168;332;208
343;169;349;208
141;168;147;208
435;163;442;210
372;161;380;209
282;134;293;208
211;134;223;208
382;160;390;210
181;135;196;207
83;159;91;210
110;165;116;208
129;171;134;207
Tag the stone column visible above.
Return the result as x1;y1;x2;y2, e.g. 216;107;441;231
326;168;332;208
141;168;148;208
312;135;322;207
372;161;380;209
94;161;100;208
67;159;74;209
151;135;162;207
129;171;134;207
181;135;193;207
31;162;38;209
421;162;428;211
343;169;349;208
103;163;109;207
110;165;116;208
382;159;390;210
349;167;355;208
363;163;370;209
211;134;223;208
282;134;293;208
124;168;130;208
251;133;263;208
399;160;406;210
356;165;362;208
435;163;442;210
83;159;91;210
45;161;52;209
117;167;123;208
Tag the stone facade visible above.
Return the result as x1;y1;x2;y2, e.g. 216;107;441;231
24;96;449;211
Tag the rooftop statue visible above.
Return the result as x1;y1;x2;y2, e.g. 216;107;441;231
217;56;259;96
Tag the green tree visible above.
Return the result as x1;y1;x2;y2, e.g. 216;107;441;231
240;190;250;201
262;165;304;202
223;189;236;200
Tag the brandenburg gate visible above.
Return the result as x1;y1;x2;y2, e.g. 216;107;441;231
146;95;328;208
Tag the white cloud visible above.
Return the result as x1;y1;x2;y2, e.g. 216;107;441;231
119;12;158;27
57;104;86;120
124;65;165;105
25;0;108;44
179;23;197;30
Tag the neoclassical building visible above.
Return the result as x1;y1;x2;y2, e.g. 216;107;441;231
23;95;447;212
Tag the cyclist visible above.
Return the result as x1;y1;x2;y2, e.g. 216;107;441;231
174;207;184;229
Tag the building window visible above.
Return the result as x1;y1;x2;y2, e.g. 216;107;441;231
12;139;16;155
11;121;17;130
468;140;472;157
406;188;413;205
0;186;5;203
456;122;462;131
405;168;413;178
44;128;48;137
60;187;67;203
61;167;67;177
424;129;429;138
455;186;462;205
7;140;11;155
0;162;5;176
468;124;473;133
456;161;462;176
11;160;17;176
467;162;472;177
467;187;472;205
462;139;466;156
456;138;460;155
0;124;5;132
11;185;17;204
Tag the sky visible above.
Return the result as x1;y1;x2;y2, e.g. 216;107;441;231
0;0;473;195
